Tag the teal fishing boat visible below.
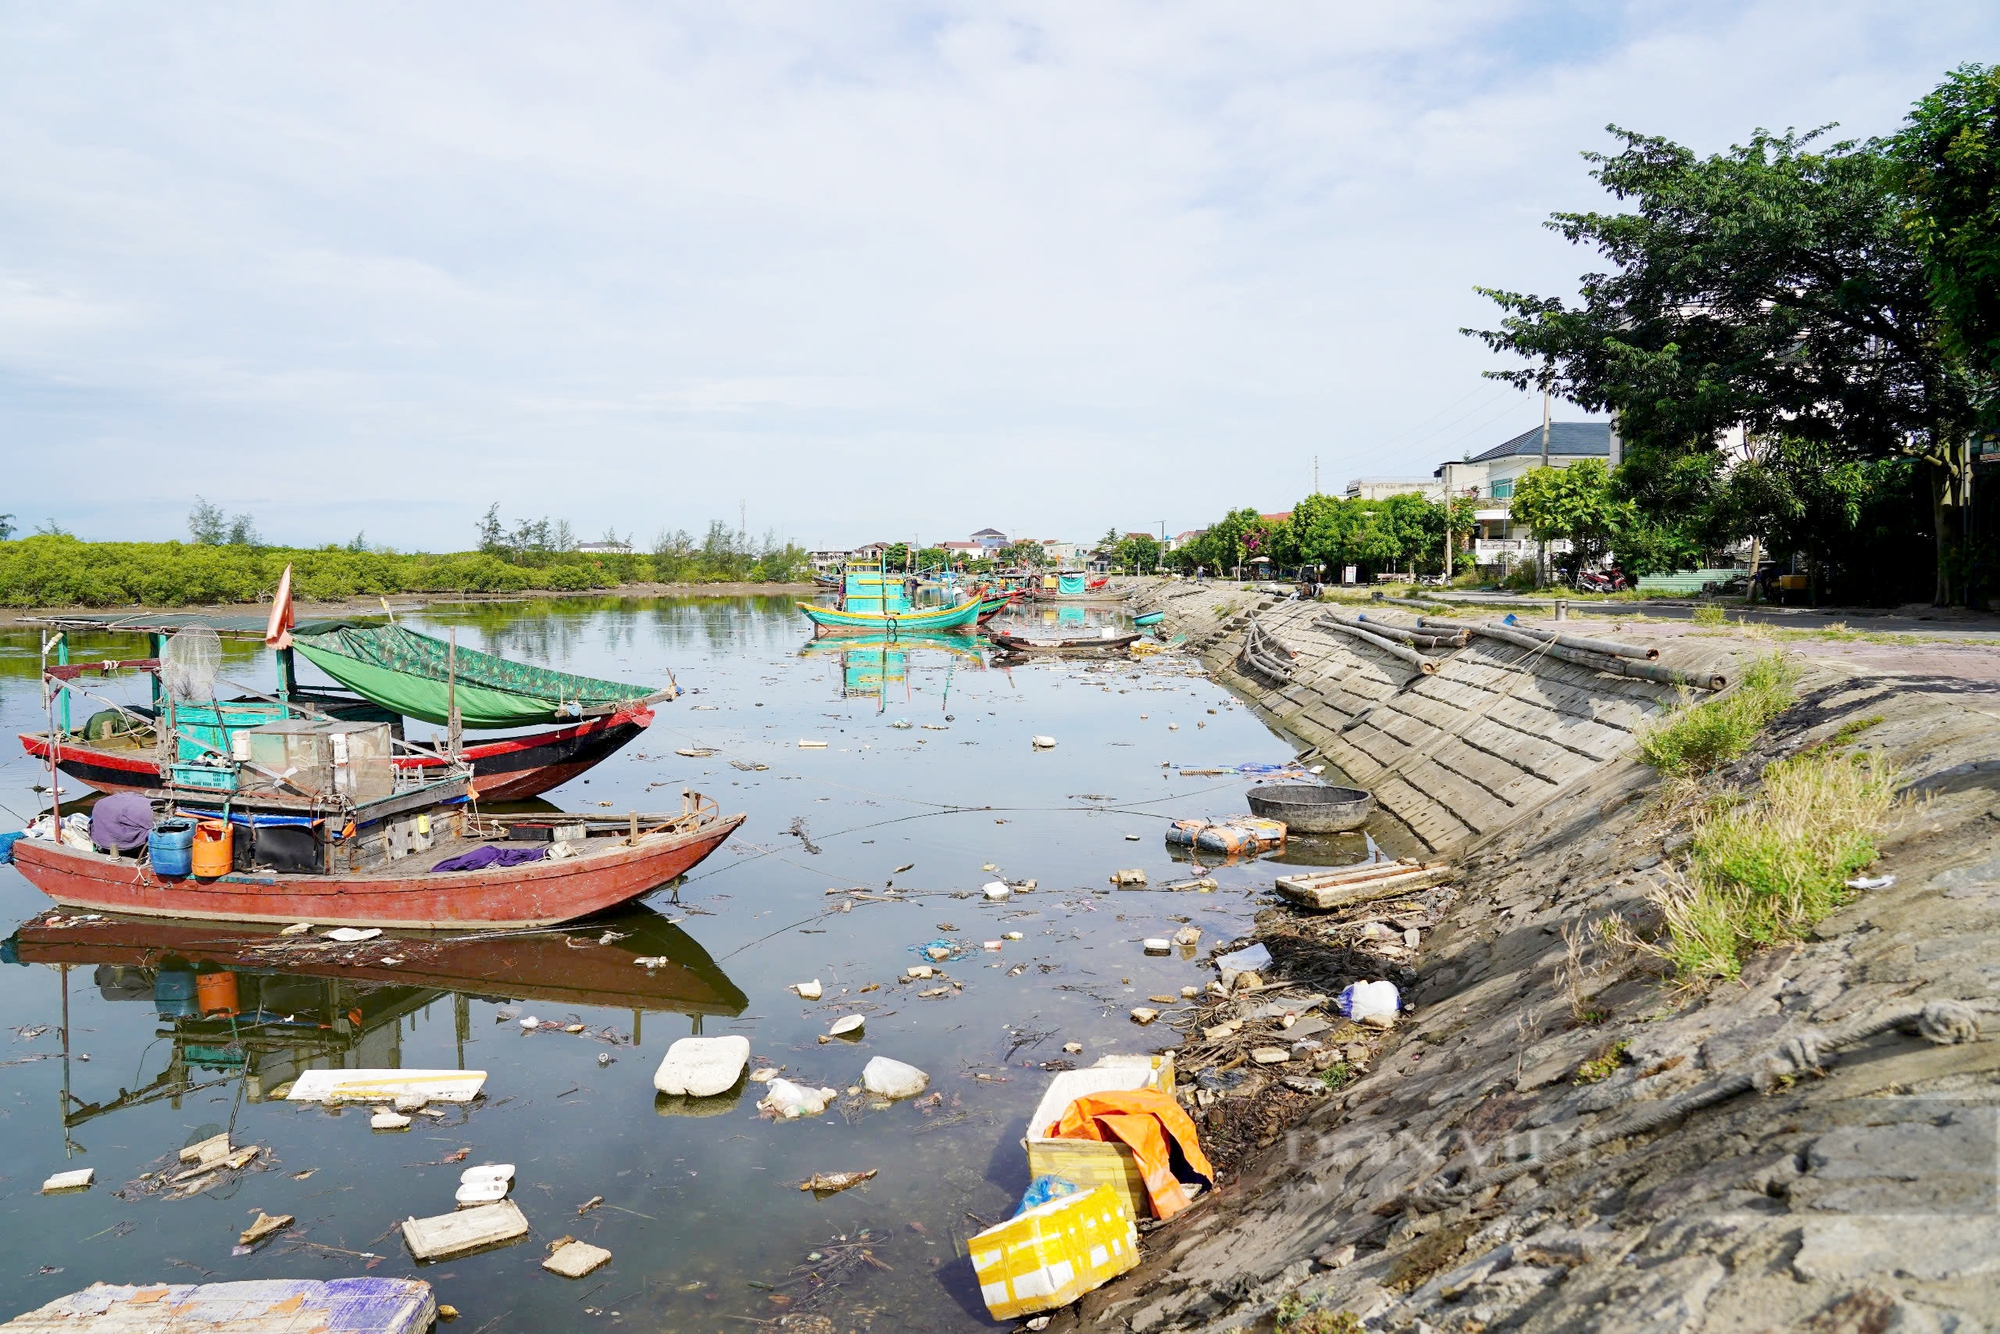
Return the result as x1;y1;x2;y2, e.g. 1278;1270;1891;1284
799;560;982;635
1134;611;1166;628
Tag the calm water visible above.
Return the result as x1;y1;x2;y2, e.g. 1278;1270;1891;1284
0;595;1384;1330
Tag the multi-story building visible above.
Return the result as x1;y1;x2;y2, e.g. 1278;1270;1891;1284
1434;422;1613;566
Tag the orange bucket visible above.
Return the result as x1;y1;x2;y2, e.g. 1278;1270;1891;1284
196;969;239;1017
190;819;233;878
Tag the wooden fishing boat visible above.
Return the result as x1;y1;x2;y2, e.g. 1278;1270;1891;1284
976;588;1023;623
801;598;983;633
988;628;1142;654
1027;571;1112;601
799;558;983;634
23;705;654;803
9;793;745;929
21;608;670;800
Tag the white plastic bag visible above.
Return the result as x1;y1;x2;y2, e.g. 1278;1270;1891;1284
759;1078;837;1119
1337;980;1400;1021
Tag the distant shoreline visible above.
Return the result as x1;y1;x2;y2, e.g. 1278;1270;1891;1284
0;582;819;628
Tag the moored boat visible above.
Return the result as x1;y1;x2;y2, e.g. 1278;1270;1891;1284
20;601;671;801
9;794;744;929
799;559;983;634
988;628;1141;654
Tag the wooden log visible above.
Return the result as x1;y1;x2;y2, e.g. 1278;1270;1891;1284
1420;618;1657;660
1422;620;1724;692
401;1199;529;1262
1274;864;1455;910
1320;611;1466;650
1317;619;1438;674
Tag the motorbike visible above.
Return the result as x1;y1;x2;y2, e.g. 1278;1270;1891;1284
1575;567;1629;593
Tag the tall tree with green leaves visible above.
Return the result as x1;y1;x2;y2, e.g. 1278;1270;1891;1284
1467;123;1974;602
1510;459;1627;582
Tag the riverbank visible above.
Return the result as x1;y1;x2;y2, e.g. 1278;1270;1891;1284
1088;579;2000;1332
0;582;817;628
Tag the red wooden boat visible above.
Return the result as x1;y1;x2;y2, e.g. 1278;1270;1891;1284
21;704;654;803
8;795;745;930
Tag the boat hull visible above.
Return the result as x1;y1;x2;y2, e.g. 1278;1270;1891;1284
799;598;984;633
7;812;745;929
990;631;1141;654
20;707;654;803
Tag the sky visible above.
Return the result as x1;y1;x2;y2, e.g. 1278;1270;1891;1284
2;2;1995;552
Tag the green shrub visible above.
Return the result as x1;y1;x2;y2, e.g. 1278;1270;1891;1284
0;534;812;608
1658;751;1898;980
1637;652;1798;775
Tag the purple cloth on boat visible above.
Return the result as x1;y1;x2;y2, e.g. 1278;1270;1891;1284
430;844;547;874
91;792;156;852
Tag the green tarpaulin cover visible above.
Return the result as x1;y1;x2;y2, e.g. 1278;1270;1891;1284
1058;573;1087;595
292;624;657;729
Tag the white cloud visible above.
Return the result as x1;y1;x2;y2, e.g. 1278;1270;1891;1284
0;0;1991;547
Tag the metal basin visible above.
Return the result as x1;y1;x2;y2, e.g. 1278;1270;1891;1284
1245;782;1374;834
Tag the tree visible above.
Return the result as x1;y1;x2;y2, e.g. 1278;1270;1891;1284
1891;64;2000;404
0;514;15;541
189;497;227;545
1115;533;1161;573
225;512;261;547
917;545;950;571
1467;123;1975;602
998;540;1047;568
880;542;910;570
1510;460;1627;582
476;504;506;554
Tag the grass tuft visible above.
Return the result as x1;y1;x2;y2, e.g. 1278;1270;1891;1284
1573;1040;1629;1084
1637;652;1798;776
1654;751;1900;981
1691;604;1728;626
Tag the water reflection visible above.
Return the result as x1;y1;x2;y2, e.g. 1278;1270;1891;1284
795;633;985;705
4;904;744;1143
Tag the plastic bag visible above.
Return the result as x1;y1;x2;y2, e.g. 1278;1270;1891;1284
1013;1175;1084;1217
758;1078;837;1119
1337;980;1400;1021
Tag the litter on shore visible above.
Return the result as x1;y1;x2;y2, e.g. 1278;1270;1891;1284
287;1069;487;1104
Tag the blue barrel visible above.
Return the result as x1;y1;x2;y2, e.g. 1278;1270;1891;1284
154;968;198;1018
148;818;197;878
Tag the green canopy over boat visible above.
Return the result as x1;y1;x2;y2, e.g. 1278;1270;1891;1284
291;624;665;730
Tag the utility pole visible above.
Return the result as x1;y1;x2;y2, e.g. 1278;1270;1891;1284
1313;454;1319;494
1537;391;1551;588
1442;462;1454;581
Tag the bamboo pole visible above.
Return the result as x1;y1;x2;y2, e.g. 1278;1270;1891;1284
1421;618;1657;661
1424;620;1724;691
1317;617;1437;674
1322;611;1466;650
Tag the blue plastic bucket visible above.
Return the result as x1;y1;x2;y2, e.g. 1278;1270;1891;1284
148;818;197;878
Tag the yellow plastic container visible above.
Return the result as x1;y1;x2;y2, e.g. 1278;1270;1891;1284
1022;1056;1174;1224
971;1185;1138;1321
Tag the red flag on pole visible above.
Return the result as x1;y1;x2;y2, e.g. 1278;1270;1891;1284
265;564;296;648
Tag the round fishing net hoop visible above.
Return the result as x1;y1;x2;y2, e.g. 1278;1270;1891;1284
161;627;222;699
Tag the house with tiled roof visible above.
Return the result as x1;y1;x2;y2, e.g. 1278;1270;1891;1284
1434;421;1613;564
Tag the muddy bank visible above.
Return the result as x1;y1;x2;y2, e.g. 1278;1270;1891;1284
1081;581;2000;1332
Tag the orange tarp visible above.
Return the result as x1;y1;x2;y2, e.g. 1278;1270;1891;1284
1049;1089;1215;1220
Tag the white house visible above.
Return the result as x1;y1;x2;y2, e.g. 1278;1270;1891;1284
970;527;1009;551
575;540;632;555
1345;477;1445;501
1435;421;1613;566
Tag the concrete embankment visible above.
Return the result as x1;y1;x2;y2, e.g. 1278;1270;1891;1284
1090;581;2000;1333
